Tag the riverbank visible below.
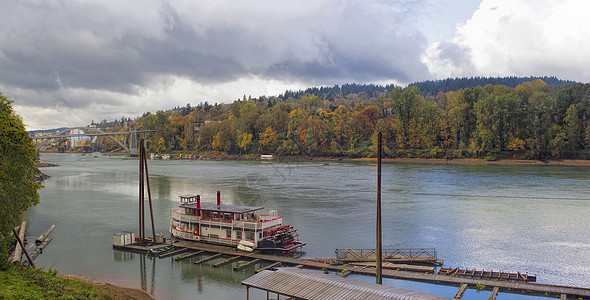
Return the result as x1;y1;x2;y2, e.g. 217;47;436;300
170;152;590;166
0;266;153;300
39;150;590;166
353;157;590;166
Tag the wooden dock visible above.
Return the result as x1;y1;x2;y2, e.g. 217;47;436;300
172;241;590;299
439;266;536;282
112;242;171;254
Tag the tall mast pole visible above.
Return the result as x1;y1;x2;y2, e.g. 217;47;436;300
143;142;156;242
139;139;145;244
376;131;383;284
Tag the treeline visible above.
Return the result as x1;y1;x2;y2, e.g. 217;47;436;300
97;79;590;160
408;76;576;96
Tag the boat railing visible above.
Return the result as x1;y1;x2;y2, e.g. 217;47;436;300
172;210;282;229
172;209;200;223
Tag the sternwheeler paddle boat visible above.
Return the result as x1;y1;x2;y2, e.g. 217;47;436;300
170;192;305;253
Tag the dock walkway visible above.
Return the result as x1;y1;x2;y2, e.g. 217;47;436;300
174;240;590;299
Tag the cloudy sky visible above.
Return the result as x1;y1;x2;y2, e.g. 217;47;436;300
2;0;590;130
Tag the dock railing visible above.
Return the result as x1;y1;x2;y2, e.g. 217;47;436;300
335;248;437;263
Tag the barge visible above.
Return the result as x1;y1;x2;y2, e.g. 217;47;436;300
170;192;305;253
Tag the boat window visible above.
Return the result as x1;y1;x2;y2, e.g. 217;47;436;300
234;214;241;221
202;211;211;219
236;231;242;240
226;230;232;239
212;212;221;221
223;213;232;222
246;232;254;241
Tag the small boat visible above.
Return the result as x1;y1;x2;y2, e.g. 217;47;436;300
148;245;175;256
170;192;305;253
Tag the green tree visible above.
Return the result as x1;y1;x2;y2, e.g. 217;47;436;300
564;104;582;157
390;86;421;147
0;93;41;269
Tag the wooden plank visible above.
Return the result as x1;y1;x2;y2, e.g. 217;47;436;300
11;221;26;263
234;259;262;271
25;238;52;265
255;262;281;273
36;224;55;244
454;283;468;299
175;250;204;261
158;247;188;258
350;262;435;273
489;287;499;300
213;255;243;268
193;253;223;265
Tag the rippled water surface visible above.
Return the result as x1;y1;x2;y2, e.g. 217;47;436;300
27;153;590;299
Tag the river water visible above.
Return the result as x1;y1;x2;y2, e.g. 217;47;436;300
26;153;590;299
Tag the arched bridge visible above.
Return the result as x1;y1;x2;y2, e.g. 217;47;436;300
33;127;155;156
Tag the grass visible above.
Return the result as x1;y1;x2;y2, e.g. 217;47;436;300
0;265;106;300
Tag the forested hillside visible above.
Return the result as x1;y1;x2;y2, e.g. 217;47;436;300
408;76;576;96
97;79;590;160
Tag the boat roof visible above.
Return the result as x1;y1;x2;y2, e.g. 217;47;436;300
181;202;263;214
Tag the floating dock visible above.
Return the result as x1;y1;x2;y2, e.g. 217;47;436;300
439;267;536;282
335;248;443;265
113;240;590;299
172;241;590;299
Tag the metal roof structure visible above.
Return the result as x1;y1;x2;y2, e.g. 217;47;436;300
180;202;263;214
242;268;453;300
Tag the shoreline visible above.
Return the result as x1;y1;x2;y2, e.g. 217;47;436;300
39;151;590;166
350;157;590;166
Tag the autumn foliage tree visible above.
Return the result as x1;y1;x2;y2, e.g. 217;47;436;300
121;79;590;160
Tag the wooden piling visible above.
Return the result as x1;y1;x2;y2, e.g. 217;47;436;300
142;143;156;241
213;255;243;268
489;287;499;300
193;253;223;265
158;248;188;258
139;140;145;244
454;283;468;299
36;224;55;244
11;221;26;263
234;259;262;271
376;131;382;284
175;250;204;261
256;262;281;273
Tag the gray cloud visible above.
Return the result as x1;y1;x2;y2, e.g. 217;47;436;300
0;0;430;94
1;0;482;129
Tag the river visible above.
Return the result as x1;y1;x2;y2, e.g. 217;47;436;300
26;153;590;299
